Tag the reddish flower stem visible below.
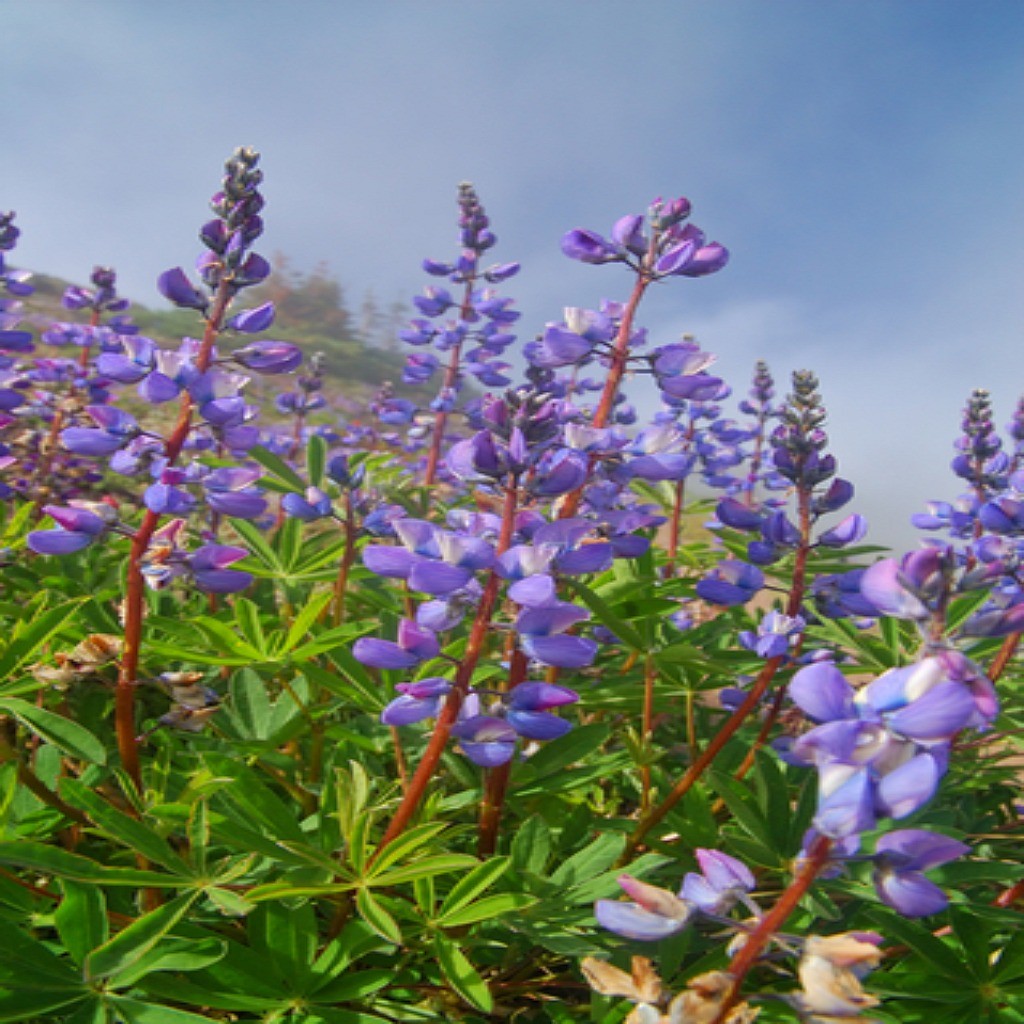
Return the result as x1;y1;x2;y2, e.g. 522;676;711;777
477;646;529;856
372;481;518;857
558;269;652;519
115;282;233;792
711;834;834;1024
622;485;813;862
423;278;474;487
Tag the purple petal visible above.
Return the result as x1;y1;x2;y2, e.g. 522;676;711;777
353;638;422;670
790;662;855;722
594;901;691;942
520;634;598;668
874;869;950;917
27;530;95;555
875;753;941;819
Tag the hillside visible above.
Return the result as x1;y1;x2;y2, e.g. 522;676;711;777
18;262;425;414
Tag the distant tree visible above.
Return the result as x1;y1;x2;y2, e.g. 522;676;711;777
253;255;356;340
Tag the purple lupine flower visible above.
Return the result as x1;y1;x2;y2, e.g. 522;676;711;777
560;229;620;265
696;559;765;606
381;678;452;726
738;610;805;660
144;469;196;515
504;682;577;740
231;340;302;375
227;302;276;333
27;503;116;555
516;601;597;668
282;487;334;521
451;715;518;767
680;849;757;916
789;655;992;838
61;406;142;457
353;619;440;670
595;875;695;941
202;466;267;519
158;267;208;311
187;544;253;594
872;829;969;917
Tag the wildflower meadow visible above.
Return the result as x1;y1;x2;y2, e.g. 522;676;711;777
0;147;1022;1024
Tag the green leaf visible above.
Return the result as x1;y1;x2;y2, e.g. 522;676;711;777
307;433;328;487
550;833;624;887
308;968;393;1003
437;856;509;918
55;879;109;965
364;822;448;877
284;591;334;650
517;722;610;779
0;914;83;988
84;892;200;982
249;902;318;992
355;887;402;944
228;516;283;571
0;698;107;764
511;815;551;875
106;995;225;1024
229;668;273;739
564;577;646;650
233;598;268;656
58;779;192;874
370;853;479;886
0;598;88;689
436;892;535;928
0;991;88;1023
0;841;189;887
434;934;493;1013
248;444;308;491
866;908;973;980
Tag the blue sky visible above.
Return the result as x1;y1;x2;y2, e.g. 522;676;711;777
6;0;1024;548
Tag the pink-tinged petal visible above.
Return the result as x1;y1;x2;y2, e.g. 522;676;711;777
860;558;929;620
397;620;439;660
696;849;755;893
594;900;691;941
